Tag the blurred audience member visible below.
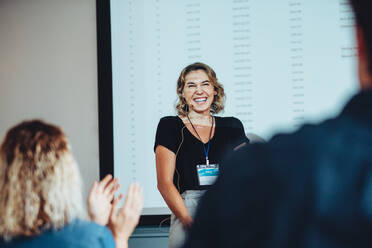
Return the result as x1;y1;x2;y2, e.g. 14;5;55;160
0;120;143;248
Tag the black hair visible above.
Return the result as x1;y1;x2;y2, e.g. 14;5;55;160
350;0;372;73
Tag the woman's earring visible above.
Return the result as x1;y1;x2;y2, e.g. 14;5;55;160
211;102;216;113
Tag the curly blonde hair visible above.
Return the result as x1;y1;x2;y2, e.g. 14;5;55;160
0;120;85;240
176;62;225;116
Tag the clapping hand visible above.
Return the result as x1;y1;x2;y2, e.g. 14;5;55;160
87;174;120;226
108;183;143;248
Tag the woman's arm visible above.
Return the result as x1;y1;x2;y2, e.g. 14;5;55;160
155;145;193;227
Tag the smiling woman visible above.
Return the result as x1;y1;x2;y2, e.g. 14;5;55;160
176;62;225;117
154;62;249;248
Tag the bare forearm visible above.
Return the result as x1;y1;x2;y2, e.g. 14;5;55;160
158;183;191;224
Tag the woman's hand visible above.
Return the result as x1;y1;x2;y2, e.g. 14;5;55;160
87;174;120;226
181;215;193;228
108;183;143;248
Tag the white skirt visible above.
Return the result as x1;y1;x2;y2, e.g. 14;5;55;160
169;190;206;248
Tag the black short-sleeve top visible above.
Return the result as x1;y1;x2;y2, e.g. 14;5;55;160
154;116;249;193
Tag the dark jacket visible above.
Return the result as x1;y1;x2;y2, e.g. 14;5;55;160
183;90;372;248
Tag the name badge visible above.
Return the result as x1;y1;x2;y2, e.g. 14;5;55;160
196;164;219;186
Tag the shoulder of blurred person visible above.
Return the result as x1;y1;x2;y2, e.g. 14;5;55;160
0;219;115;248
183;89;372;248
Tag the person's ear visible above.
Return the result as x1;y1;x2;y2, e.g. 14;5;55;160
357;26;366;63
356;27;372;89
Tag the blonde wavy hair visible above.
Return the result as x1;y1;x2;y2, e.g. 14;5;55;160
176;62;225;116
0;120;85;240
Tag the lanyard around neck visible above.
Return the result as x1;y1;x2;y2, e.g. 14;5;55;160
186;114;215;165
